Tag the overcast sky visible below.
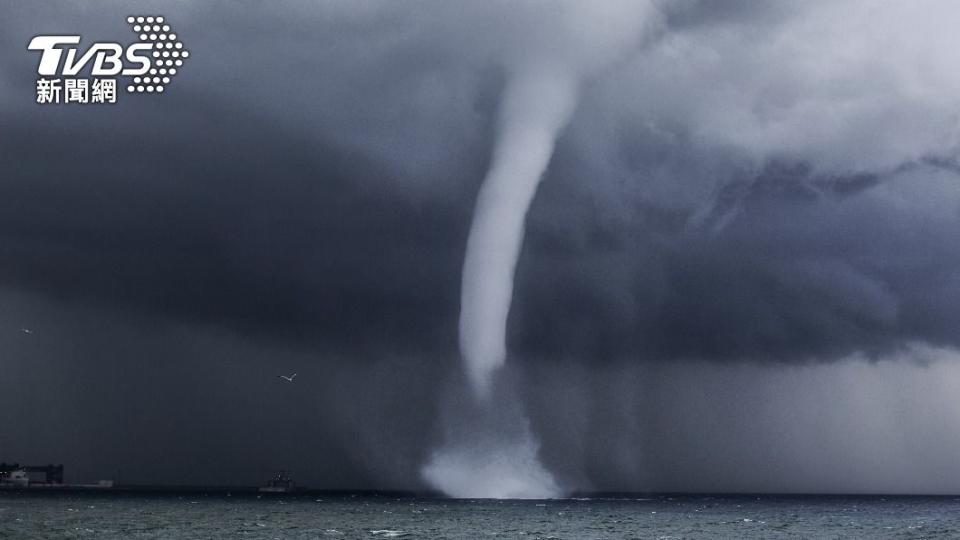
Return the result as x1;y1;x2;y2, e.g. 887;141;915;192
3;0;960;493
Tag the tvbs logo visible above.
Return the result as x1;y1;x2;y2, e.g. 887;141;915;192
28;15;189;105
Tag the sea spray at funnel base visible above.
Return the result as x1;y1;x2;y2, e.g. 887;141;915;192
421;394;560;499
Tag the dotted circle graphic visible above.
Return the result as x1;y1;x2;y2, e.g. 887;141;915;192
125;15;188;94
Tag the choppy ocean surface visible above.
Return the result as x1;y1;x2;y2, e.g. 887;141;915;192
1;492;957;539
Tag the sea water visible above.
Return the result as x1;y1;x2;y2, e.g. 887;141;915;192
1;492;956;538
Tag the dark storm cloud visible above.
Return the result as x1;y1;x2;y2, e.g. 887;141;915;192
512;160;960;363
3;0;960;492
2;0;958;365
1;0;498;360
0;100;468;355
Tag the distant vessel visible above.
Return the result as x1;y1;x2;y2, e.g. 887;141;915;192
259;470;301;493
0;463;64;487
3;469;30;487
0;462;113;490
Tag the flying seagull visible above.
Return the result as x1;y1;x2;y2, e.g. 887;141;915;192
277;373;297;382
19;328;33;335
